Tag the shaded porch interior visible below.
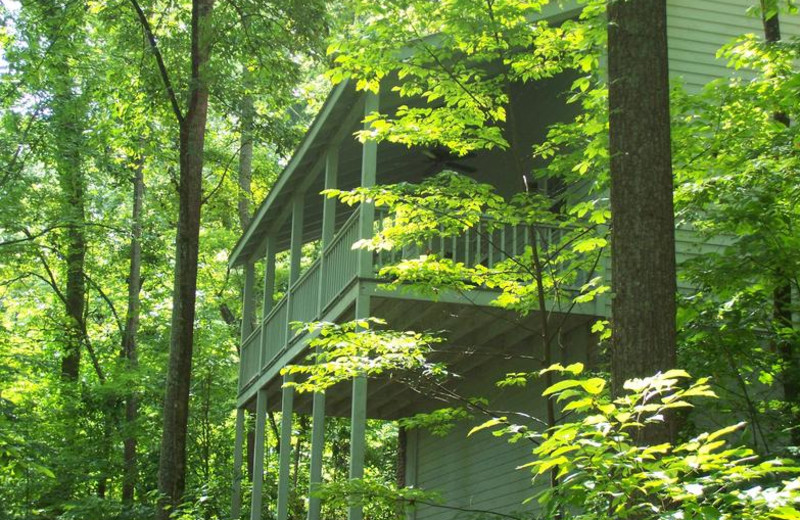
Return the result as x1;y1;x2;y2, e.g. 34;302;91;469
241;296;599;421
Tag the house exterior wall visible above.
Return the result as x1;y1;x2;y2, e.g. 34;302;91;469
408;321;594;520
668;0;800;90
408;3;800;519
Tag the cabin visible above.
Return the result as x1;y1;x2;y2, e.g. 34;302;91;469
228;2;799;520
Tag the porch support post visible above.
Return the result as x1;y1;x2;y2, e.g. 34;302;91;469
322;147;339;247
357;91;379;278
231;407;245;519
259;235;277;367
318;147;339;315
306;376;326;520
276;374;295;520
286;194;305;341
262;236;277;316
241;262;256;340
289;194;305;285
250;388;268;520
348;295;371;520
239;262;257;388
350;92;378;519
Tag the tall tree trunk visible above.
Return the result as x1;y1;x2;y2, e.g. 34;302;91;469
607;0;677;440
238;92;254;232
54;85;86;381
156;0;215;516
760;0;799;446
122;154;144;505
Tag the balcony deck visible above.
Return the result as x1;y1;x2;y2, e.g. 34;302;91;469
236;203;610;406
236;204;730;411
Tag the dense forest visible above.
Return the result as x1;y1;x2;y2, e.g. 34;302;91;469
1;0;799;519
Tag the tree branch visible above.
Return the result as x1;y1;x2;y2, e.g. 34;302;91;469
127;0;184;124
84;273;124;335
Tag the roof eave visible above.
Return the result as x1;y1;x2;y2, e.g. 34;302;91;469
228;80;351;268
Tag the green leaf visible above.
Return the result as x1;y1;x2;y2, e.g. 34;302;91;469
580;378;606;395
468;417;506;436
543;379;582;396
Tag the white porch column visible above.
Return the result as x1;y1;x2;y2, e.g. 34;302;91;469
249;388;268;520
276;373;295;520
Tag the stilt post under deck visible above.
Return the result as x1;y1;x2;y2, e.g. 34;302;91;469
250;388;268;520
348;295;371;520
276;374;295;520
307;146;338;520
231;408;246;519
307;384;326;520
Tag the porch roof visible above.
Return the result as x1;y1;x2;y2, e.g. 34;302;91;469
228;81;362;267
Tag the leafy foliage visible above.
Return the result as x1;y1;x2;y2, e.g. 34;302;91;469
476;367;800;519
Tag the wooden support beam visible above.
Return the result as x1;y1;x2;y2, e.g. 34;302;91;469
318;146;339;316
231;407;246;519
286;195;305;343
358;91;379;279
259;236;277;369
348;295;370;520
405;429;418;520
241;263;257;340
250;389;268;520
289;194;306;285
322;146;339;247
307;380;326;520
239;262;257;390
348;375;368;520
276;374;295;520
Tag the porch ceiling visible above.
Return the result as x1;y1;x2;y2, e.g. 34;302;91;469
246;297;596;421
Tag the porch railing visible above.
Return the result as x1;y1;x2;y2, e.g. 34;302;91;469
373;209;567;270
239;325;262;391
320;208;361;312
241;205;580;393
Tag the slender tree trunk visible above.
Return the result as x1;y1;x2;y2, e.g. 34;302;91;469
238;92;254;232
156;0;215;516
54;85;86;381
760;0;799;447
607;0;677;440
122;154;144;505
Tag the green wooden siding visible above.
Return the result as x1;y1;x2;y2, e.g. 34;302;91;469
409;4;800;519
668;0;800;90
409;324;594;520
